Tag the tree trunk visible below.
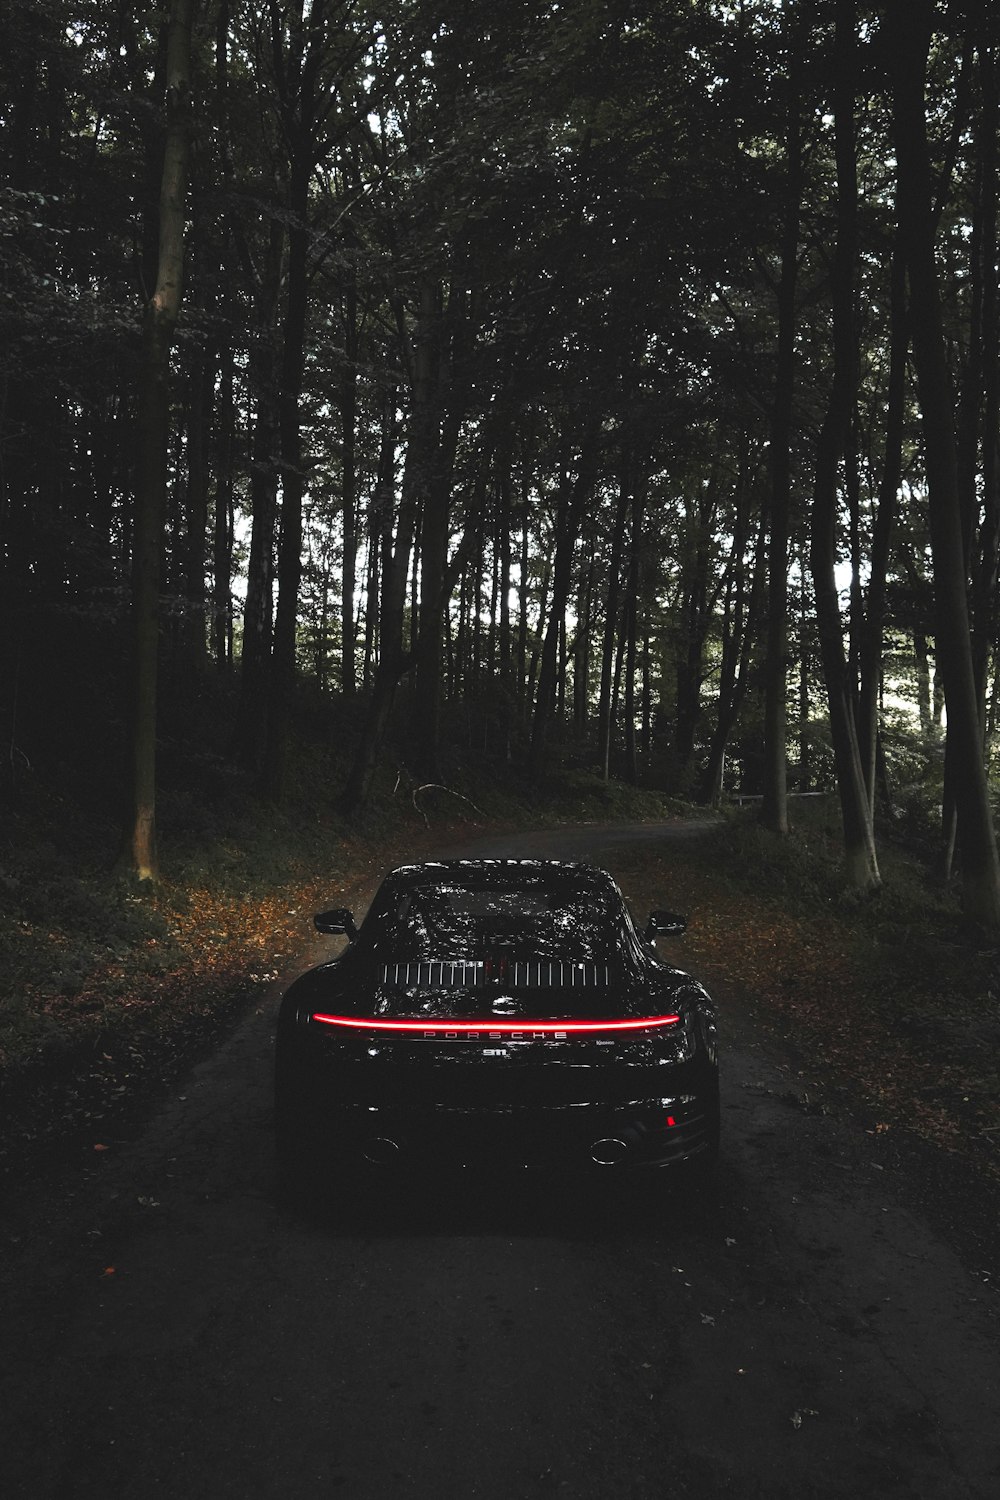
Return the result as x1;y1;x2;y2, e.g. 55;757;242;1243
260;0;344;796
970;20;1000;724
496;432;514;761
798;555;811;793
528;428;599;777
640;604;652;770
700;501;767;806
411;273;475;776
341;271;359;697
339;374;427;811
675;482;713;777
233;219;283;768
212;342;235;670
124;0;193;881
527;561;550;714
622;487;643;785
914;630;934;738
810;0;880;891
516;443;535;724
889;0;1000;924
761;11;803;836
597;468;629;782
574;532;594;738
262;157;310;801
363;396;395;678
181;347;215;673
857;237;906;808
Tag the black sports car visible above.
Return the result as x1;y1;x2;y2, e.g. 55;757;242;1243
274;859;719;1195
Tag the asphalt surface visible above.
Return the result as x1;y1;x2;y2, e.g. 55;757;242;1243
2;822;998;1498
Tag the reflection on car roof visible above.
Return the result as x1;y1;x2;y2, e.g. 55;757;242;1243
360;860;632;972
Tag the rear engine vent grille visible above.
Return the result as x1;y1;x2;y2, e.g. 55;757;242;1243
510;961;611;988
381;961;611;989
382;961;485;988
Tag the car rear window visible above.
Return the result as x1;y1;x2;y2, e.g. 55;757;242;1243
357;868;636;963
391;880;622;959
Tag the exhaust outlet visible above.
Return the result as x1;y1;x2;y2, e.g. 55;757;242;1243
590;1136;629;1166
363;1136;401;1166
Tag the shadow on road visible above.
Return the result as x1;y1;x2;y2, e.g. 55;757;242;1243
275;1163;729;1242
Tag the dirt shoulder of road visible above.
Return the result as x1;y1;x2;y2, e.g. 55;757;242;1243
608;830;1000;1288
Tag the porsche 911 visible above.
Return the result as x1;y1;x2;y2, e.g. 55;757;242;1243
274;859;719;1196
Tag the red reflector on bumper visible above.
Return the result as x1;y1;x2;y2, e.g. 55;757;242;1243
309;1013;681;1035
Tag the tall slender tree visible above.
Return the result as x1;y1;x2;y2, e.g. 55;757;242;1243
124;0;194;881
888;0;1000;924
761;4;805;836
809;0;880;891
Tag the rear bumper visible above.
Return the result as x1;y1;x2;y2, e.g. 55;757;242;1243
282;1092;718;1174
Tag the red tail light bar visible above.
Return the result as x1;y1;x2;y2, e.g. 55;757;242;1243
310;1012;681;1035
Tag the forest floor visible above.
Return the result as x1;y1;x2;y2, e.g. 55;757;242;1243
2;749;999;1215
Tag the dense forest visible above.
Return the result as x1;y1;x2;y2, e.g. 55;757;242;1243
2;0;1000;922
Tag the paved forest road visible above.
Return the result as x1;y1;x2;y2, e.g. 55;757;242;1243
2;823;998;1498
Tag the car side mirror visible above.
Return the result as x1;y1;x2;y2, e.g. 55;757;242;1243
314;907;357;940
645;910;687;940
